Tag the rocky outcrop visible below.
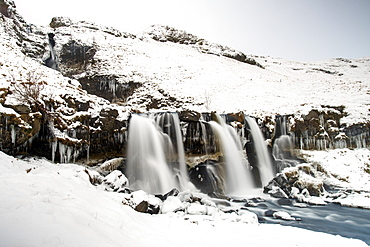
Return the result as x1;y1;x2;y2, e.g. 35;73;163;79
143;25;264;68
278;106;369;150
58;40;96;77
264;164;325;202
78;75;141;102
0;0;47;58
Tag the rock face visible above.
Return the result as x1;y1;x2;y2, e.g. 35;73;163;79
264;164;324;200
277;107;369;150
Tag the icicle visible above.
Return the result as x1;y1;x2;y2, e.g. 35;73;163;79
59;143;66;163
10;125;16;145
86;144;90;164
51;141;57;162
66;146;73;163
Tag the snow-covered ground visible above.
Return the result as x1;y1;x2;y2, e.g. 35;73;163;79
299;148;370;209
2;15;368;125
1;3;369;246
0;150;369;247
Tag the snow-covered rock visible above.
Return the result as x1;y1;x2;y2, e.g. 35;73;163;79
273;211;296;221
187;202;208;215
104;170;128;191
161;196;186;214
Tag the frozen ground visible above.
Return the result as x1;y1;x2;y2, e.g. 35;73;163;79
0;150;369;247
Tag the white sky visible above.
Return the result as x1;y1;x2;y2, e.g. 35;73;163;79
14;0;370;61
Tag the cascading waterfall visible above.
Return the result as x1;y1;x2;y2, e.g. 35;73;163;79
45;33;58;70
156;112;193;191
125;112;283;196
209;115;254;195
273;135;294;160
272;115;300;171
245;116;275;187
126;115;177;194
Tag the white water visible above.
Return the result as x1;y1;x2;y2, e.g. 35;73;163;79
170;114;193;191
156;113;193;191
273;135;294;160
209;117;253;196
245;116;275;186
126;115;177;194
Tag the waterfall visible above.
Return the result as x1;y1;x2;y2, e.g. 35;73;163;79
126;115;176;193
45;33;58;70
126;114;195;194
156;112;193;191
209;115;253;196
273;135;294;160
245;116;275;187
275;115;287;138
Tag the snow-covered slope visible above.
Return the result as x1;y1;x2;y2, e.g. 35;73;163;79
48;18;370;124
0;151;368;247
0;0;369;159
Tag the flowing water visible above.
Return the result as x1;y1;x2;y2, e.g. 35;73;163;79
209;116;254;196
245;116;275;186
126;115;177;194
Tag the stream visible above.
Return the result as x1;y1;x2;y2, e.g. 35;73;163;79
233;195;370;245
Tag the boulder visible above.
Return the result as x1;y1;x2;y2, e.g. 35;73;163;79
104;170;128;191
161;196;185;214
187;202;207;215
273;211;295;221
268;186;289;199
50;16;73;28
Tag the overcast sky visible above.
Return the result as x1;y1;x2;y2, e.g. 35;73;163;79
15;0;370;61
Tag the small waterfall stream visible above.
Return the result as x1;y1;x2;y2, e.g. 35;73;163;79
126;115;177;194
209;115;254;196
126;113;194;194
245;116;275;187
45;33;58;70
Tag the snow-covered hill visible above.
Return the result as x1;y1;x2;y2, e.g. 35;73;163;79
1;0;369;159
1;1;370;246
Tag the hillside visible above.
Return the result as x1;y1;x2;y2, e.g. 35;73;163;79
1;1;370;246
0;0;369;161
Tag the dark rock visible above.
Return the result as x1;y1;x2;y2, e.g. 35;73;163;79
117;188;132;194
78;75;141;102
58;40;96;76
155;188;179;201
147;203;160;215
50;16;72;28
277;198;293;206
179;110;201;122
221;207;238;214
189;162;225;195
268;186;289;199
134;200;149;213
264;210;277;217
0;0;13;18
231;198;248;203
257;203;268;209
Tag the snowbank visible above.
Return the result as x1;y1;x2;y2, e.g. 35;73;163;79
0;151;368;247
300;148;370;209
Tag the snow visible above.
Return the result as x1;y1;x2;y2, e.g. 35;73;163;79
300;148;370;191
0;151;368;247
1;6;370;247
299;148;370;209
